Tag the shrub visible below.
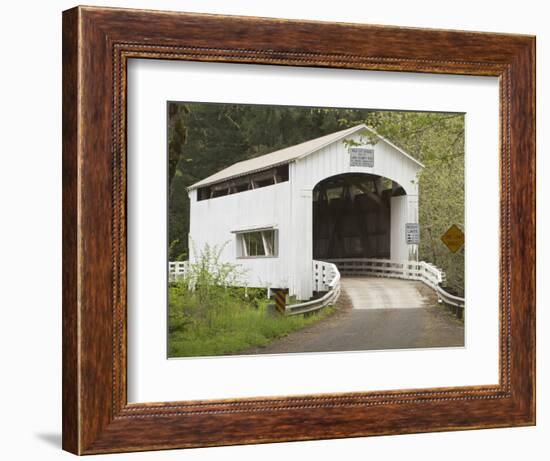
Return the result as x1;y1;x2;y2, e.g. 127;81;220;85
167;243;334;357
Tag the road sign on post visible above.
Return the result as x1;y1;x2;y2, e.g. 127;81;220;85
441;224;464;253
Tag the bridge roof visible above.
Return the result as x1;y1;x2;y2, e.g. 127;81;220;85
188;124;424;190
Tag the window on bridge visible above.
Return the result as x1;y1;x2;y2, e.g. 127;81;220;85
197;165;289;201
237;229;278;258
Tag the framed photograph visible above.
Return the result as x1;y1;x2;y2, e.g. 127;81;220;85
62;5;535;455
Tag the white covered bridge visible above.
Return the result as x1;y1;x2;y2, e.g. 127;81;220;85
171;124;463;313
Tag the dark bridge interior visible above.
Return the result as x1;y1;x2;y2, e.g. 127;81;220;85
312;173;405;260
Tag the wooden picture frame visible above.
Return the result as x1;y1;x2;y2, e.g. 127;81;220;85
62;5;535;455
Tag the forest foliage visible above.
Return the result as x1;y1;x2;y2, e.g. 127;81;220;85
168;103;465;295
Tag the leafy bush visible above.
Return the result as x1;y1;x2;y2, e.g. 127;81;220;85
168;243;333;357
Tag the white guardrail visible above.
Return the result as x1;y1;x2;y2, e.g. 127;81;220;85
326;258;465;308
285;261;342;316
168;258;463;314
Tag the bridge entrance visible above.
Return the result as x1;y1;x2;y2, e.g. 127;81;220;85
312;173;406;260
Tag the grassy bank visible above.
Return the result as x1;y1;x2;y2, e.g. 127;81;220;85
168;282;334;357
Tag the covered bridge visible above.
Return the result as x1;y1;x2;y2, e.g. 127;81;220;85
184;124;426;302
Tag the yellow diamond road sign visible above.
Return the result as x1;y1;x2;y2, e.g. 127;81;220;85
441;224;464;253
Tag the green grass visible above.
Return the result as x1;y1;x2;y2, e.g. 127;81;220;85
168;243;334;357
168;282;334;358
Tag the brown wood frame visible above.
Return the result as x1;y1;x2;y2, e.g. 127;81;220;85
62;5;536;455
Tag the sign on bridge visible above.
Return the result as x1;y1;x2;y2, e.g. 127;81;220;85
349;147;374;167
405;223;420;244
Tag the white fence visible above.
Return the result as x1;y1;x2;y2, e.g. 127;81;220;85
168;257;462;311
168;261;189;281
286;261;341;316
326;258;464;308
312;260;341;292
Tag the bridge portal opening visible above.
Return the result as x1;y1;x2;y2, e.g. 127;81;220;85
312;173;406;260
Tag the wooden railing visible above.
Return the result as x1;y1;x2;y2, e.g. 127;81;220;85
168;260;189;281
286;261;341;316
168;257;462;311
325;258;464;308
312;260;341;292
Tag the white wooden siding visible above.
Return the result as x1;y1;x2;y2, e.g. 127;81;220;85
188;182;292;291
294;131;419;195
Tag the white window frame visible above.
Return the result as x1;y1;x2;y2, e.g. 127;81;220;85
236;229;278;258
